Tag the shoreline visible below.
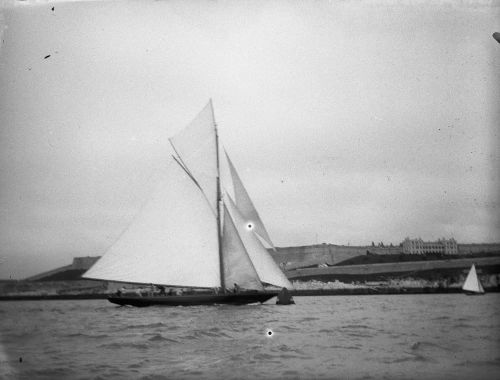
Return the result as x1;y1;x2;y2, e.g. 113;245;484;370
1;287;498;301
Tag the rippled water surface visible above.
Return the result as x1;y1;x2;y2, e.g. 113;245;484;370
1;294;499;379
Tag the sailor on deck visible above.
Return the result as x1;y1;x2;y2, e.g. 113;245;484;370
233;283;240;293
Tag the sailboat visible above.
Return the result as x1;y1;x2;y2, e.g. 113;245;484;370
462;264;485;295
83;100;293;306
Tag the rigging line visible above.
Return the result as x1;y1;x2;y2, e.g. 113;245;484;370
211;98;225;292
169;137;218;217
168;138;195;178
171;154;200;189
171;155;217;218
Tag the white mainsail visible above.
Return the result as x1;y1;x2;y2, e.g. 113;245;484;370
169;101;218;214
222;205;264;291
462;264;485;293
225;151;275;249
84;160;221;288
225;194;293;289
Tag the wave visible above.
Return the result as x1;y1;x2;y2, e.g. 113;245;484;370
195;330;221;338
275;344;305;353
252;352;283;362
280;370;301;377
298;317;320;322
64;333;110;339
138;375;171;380
386;354;434;364
343;331;375;338
147;334;179;343
128;363;143;369
341;324;373;329
318;329;335;333
253;351;309;361
32;366;75;377
329;344;362;350
98;342;149;350
452;322;474;329
126;322;168;329
179;329;233;340
431;315;451;321
48;308;66;315
269;325;301;333
407;340;453;352
206;326;234;337
455;359;500;368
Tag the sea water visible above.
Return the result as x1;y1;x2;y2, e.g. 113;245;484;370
0;294;499;379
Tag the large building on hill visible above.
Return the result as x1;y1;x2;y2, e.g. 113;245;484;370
402;237;458;255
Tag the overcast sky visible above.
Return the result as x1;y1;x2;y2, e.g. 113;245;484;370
0;0;499;279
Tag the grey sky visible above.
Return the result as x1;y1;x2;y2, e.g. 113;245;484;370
0;0;499;279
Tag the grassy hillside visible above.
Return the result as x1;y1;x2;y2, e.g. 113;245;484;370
334;251;500;266
287;256;500;286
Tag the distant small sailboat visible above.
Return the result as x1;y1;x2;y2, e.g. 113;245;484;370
83;100;293;306
462;264;485;295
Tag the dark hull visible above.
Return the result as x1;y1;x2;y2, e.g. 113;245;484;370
463;290;485;296
108;292;278;307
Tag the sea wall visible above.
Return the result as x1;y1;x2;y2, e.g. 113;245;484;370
270;243;500;269
0;280;109;296
287;256;500;284
25;256;101;281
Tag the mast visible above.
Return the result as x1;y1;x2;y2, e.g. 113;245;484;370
211;99;225;291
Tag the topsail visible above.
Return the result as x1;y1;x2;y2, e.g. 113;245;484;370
169;102;218;214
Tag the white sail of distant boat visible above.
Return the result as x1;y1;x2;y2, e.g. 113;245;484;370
462;264;485;295
83;100;292;298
